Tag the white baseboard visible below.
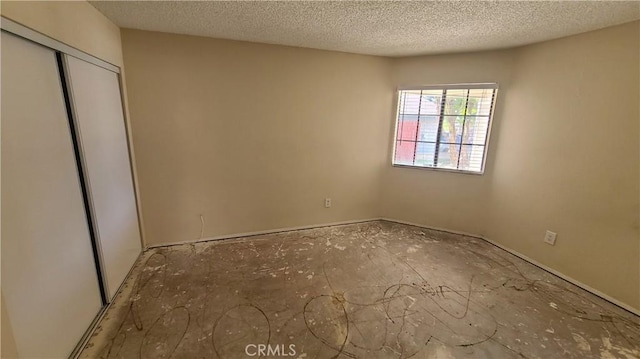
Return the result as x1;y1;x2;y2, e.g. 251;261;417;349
146;218;381;249
381;217;640;317
146;216;639;316
479;235;640;317
379;217;485;239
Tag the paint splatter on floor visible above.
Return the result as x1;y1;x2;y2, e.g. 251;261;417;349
81;221;640;358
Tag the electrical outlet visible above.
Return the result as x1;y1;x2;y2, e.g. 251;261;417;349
544;230;557;245
325;198;332;208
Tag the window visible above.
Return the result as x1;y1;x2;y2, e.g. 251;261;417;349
392;84;498;174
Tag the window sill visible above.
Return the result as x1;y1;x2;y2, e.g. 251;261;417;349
391;163;485;176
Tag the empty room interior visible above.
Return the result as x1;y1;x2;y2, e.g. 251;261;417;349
1;1;640;358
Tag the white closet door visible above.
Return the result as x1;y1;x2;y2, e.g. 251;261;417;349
64;55;142;300
1;32;103;357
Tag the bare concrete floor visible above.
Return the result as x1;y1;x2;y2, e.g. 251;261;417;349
81;221;639;358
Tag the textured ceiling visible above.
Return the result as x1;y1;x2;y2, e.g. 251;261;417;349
90;1;640;57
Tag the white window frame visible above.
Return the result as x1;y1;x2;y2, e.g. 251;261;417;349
391;83;499;175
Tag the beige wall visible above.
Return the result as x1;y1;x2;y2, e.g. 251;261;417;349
380;50;516;236
122;23;638;310
1;293;18;358
382;21;639;310
486;21;640;309
120;29;393;246
0;0;123;67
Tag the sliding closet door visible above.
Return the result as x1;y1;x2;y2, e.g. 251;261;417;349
1;32;103;357
64;55;142;300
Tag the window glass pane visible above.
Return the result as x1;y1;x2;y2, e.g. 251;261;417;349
415;142;435;167
458;145;486;172
468;89;494;116
417;115;439;142
435;143;457;169
394;140;415;165
462;116;490;145
393;86;496;173
399;90;422;115
419;90;443;115
441;116;463;144
444;89;468;115
397;114;418;141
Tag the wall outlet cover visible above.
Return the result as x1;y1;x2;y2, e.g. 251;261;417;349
544;230;557;245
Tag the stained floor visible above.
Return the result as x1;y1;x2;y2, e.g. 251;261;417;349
81;221;640;359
